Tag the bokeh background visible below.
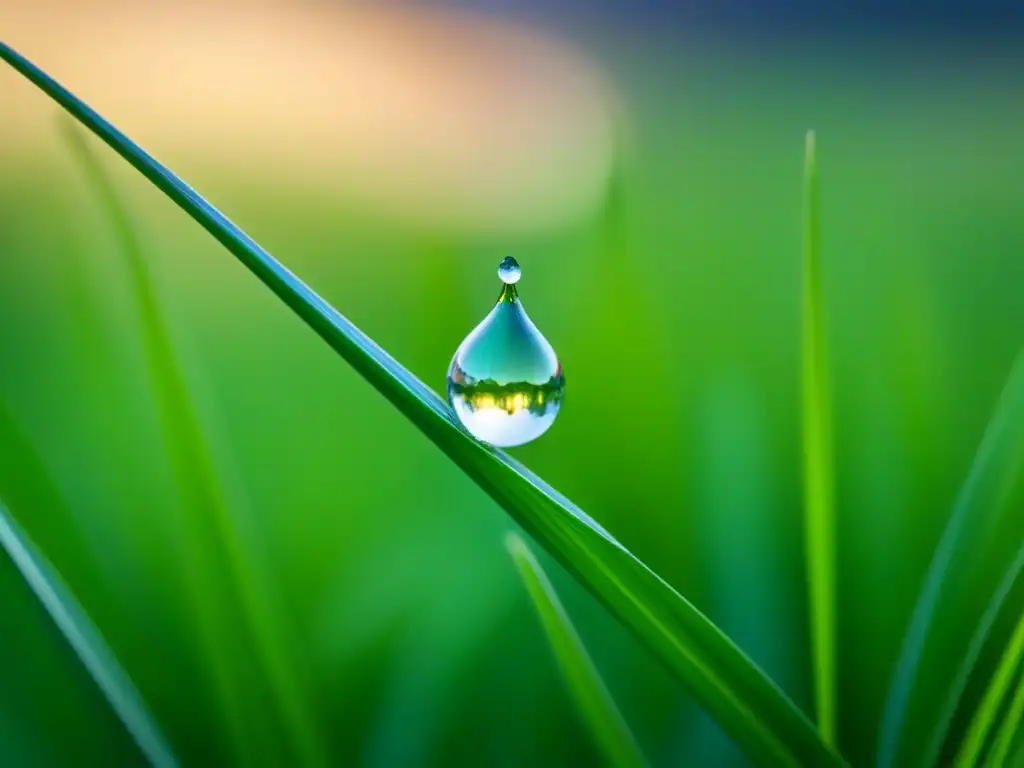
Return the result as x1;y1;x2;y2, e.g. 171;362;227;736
2;1;1023;765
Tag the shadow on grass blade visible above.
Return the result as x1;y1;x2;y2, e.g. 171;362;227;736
506;532;648;768
878;353;1024;768
0;42;843;767
59;120;326;767
0;498;179;768
800;129;837;747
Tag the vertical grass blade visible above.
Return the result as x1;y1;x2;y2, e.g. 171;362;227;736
59;121;325;767
877;353;1024;768
0;498;179;768
958;606;1024;766
0;42;844;767
988;669;1024;767
506;532;648;768
801;130;837;746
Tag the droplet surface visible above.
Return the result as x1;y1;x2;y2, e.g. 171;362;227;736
497;256;522;284
447;259;564;447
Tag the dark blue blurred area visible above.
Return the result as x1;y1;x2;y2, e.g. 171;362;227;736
462;0;1024;37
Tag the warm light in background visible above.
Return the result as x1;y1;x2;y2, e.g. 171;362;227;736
0;0;616;234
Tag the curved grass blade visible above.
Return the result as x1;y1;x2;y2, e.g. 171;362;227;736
506;532;648;768
0;498;179;768
953;548;1024;767
989;668;1024;767
58;119;325;767
878;353;1024;768
0;42;843;768
919;544;1024;765
800;129;837;746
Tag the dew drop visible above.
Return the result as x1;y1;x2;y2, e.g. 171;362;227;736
447;258;564;447
497;256;522;284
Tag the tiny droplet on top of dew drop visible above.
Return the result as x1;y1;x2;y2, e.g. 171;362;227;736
497;256;522;284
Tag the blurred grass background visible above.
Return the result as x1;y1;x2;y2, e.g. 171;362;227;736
2;1;1024;765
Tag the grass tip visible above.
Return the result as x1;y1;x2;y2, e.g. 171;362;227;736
504;530;529;558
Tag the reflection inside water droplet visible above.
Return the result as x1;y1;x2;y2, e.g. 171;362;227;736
497;256;521;284
447;259;563;447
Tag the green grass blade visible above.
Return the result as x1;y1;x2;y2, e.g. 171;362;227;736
0;42;843;768
954;551;1024;767
58;120;325;767
877;353;1024;768
506;532;649;768
988;668;1024;767
919;545;1024;765
0;498;179;768
801;129;837;746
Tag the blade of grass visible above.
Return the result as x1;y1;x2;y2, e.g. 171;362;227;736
801;129;837;746
506;532;648;768
0;404;174;761
919;544;1024;765
877;353;1024;768
0;42;843;768
59;119;326;767
0;497;179;768
988;667;1024;767
953;548;1024;767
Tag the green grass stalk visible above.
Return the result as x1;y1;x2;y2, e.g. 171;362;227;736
878;353;1024;768
988;669;1024;767
0;498;179;768
60;121;326;767
956;604;1024;767
801;130;837;745
0;42;844;768
506;532;648;768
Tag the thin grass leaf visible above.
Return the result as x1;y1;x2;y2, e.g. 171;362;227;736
506;532;648;768
954;549;1024;767
0;42;843;767
0;497;179;768
59;119;325;767
919;544;1024;766
800;129;837;746
878;353;1024;768
989;667;1024;767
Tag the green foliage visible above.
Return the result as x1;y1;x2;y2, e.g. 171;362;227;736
878;354;1024;768
800;129;837;746
506;532;647;768
957;604;1024;766
988;671;1024;767
59;120;326;768
2;31;1024;768
0;498;178;767
0;41;842;767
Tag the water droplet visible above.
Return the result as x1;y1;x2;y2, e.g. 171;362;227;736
447;259;564;447
497;256;522;284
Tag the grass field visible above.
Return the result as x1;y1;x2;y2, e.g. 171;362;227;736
2;14;1024;766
